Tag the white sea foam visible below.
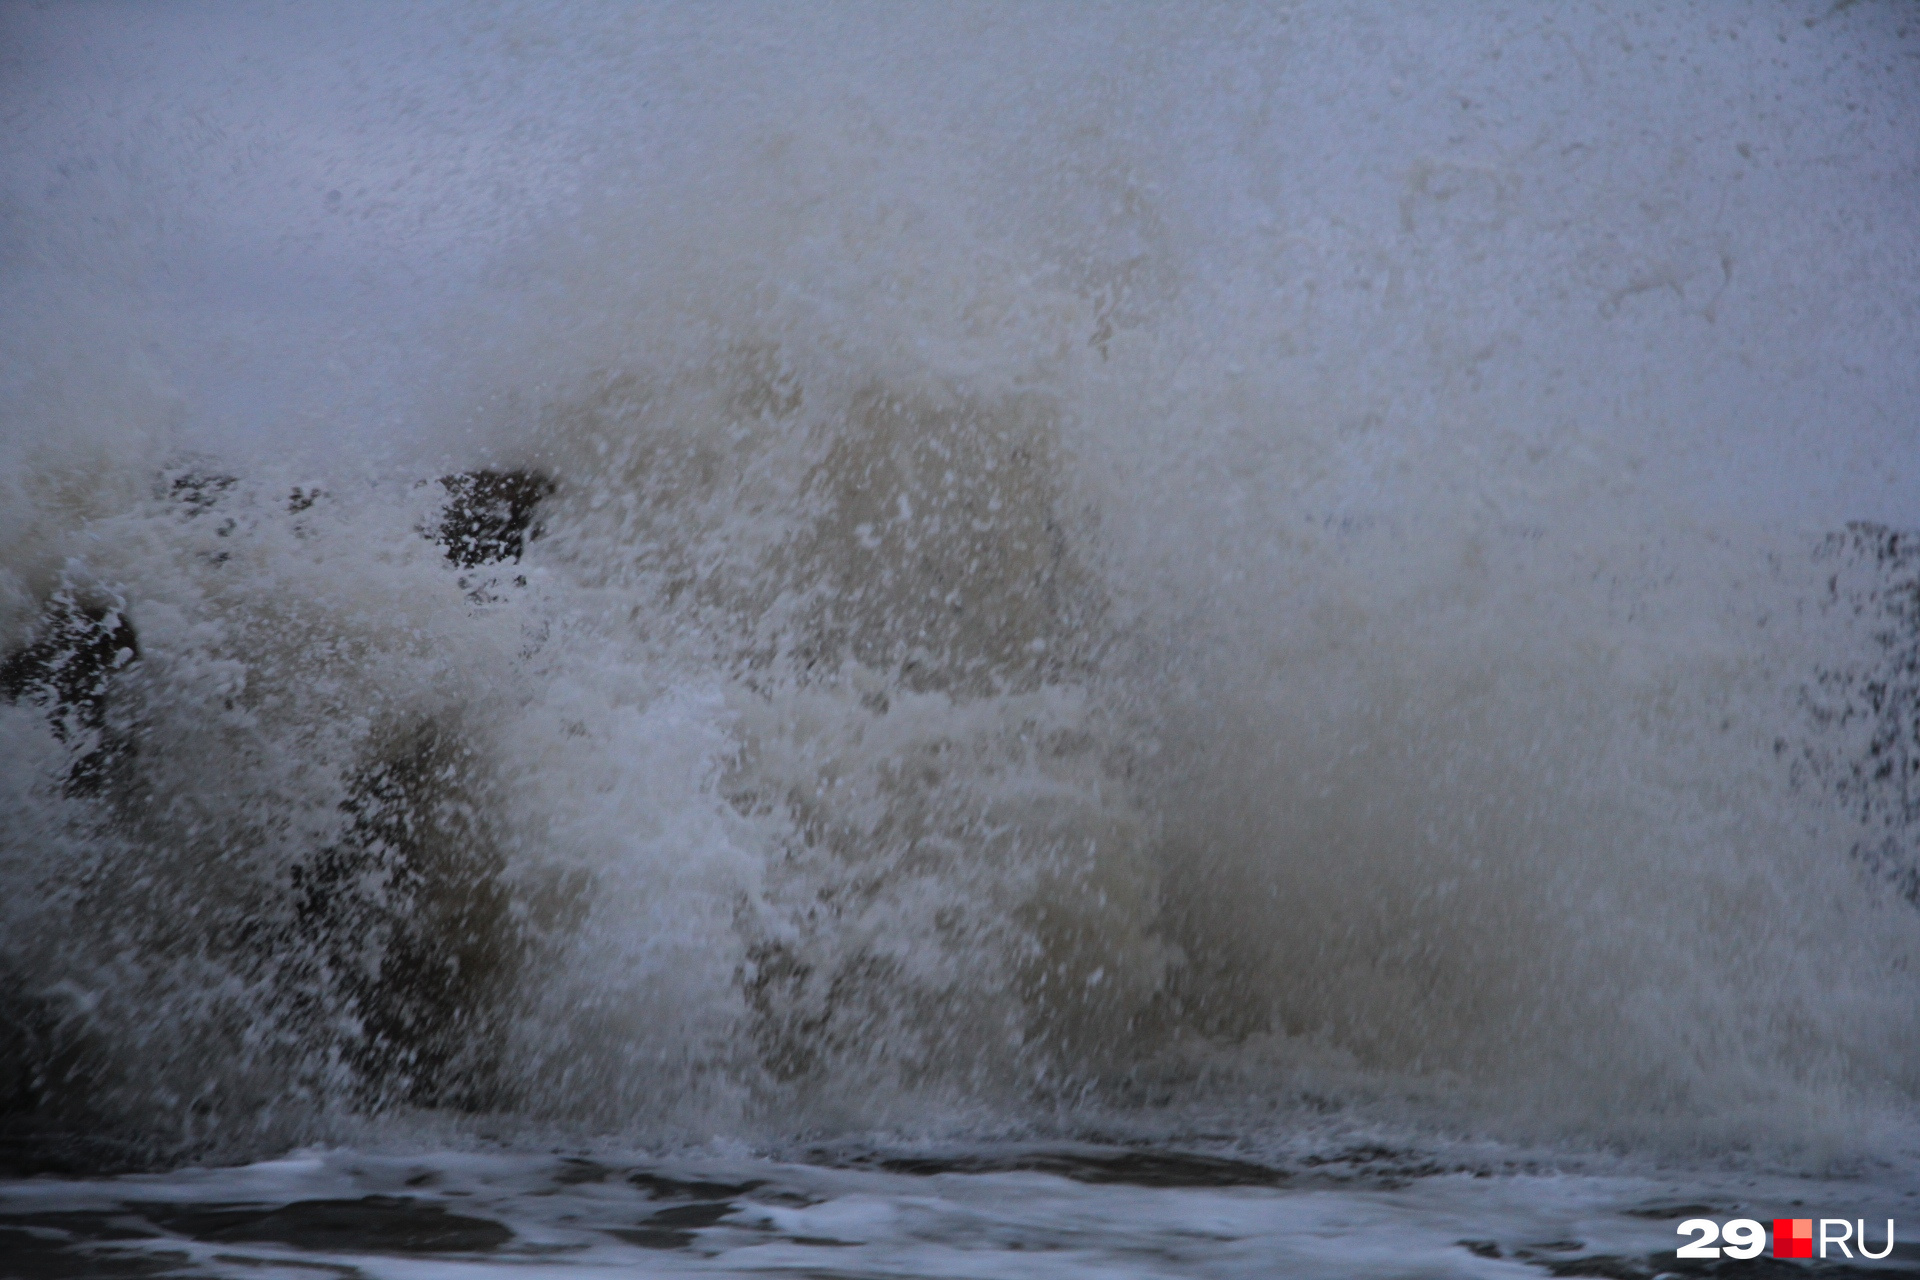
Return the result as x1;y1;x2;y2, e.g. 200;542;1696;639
2;1141;1915;1280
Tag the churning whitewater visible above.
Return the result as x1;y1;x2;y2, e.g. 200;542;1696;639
1;3;1918;1276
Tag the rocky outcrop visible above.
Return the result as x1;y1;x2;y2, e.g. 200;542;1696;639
434;470;554;568
0;468;556;795
1;467;555;1120
304;469;552;1104
290;718;520;1110
0;590;140;795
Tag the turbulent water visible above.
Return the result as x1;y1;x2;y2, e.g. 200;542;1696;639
2;3;1919;1275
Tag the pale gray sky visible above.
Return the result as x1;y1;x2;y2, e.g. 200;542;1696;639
3;2;1915;526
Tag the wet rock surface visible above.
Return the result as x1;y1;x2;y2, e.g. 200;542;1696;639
0;589;140;795
0;467;553;1137
289;717;520;1110
434;469;554;568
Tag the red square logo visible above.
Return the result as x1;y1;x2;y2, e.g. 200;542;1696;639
1774;1218;1813;1259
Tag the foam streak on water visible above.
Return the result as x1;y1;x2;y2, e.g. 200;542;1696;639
2;2;1919;1271
3;1143;1917;1280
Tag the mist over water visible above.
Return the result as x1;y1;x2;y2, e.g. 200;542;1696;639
3;2;1918;1174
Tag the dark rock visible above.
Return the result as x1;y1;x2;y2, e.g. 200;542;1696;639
0;588;139;795
166;469;241;555
2;468;552;1129
289;718;520;1110
435;470;554;568
166;470;237;512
